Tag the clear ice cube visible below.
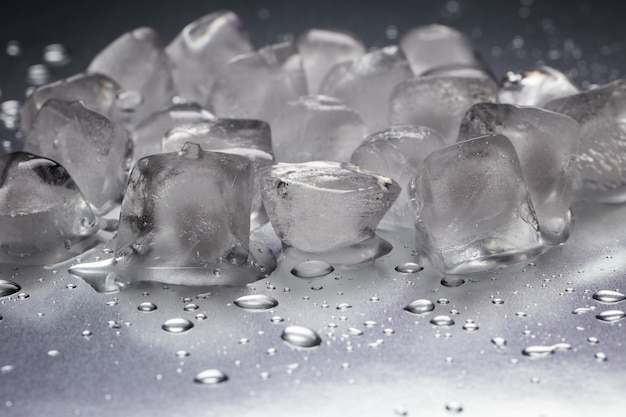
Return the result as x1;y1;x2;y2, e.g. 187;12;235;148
351;125;445;229
319;45;413;134
87;27;175;126
272;95;367;162
498;66;579;108
131;102;215;165
399;24;485;76
458;103;580;244
260;161;400;252
166;11;253;105
0;152;98;264
545;80;626;203
208;42;307;122
23;99;132;214
409;134;542;274
390;76;497;144
20;73;122;136
297;29;366;94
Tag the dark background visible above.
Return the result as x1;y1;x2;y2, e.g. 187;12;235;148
1;0;624;101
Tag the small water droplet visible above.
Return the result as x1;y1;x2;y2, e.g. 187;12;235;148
233;294;278;310
530;376;541;384
404;299;435;315
281;325;322;348
594;352;607;362
383;328;395;335
291;260;334;278
491;336;507;349
572;306;595;314
183;303;199;311
42;43;71;66
348;327;363;336
522;343;572;358
445;401;463;413
437;298;450;305
17;292;29;300
106;300;118;307
492;298;505;305
195;313;207;320
336;303;352;311
162;318;194;333
462;320;479;332
176;350;190;358
395;262;424;273
441;276;465;287
430;315;454;326
6;40;22;56
138;302;157;312
596;310;626;323
82;330;92;337
107;320;120;329
65;283;77;290
193;369;228;385
0;280;21;298
47;350;60;357
310;285;324;291
592;290;626;304
1;365;14;374
26;64;51;86
587;336;599;344
270;315;284;323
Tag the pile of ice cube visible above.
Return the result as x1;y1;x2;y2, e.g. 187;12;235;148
1;11;625;279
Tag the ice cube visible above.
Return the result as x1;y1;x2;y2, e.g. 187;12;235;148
458;103;579;245
409;134;542;274
390;76;497;144
131;102;215;165
399;24;485;76
351;125;445;229
87;27;174;126
0;152;98;264
498;66;579;108
208;42;307;122
162;119;273;229
166;11;253;105
20;73;122;136
272;95;367;163
319;45;413;133
260;161;400;252
297;29;366;94
23;99;132;214
545;80;626;203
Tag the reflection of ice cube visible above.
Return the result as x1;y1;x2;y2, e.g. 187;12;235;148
87;27;174;126
297;29;365;94
0;152;98;264
208;42;307;122
409;135;542;274
23;99;132;214
272;95;367;163
498;66;579;108
351;125;445;229
390;76;497;144
261;161;400;252
545;80;626;203
459;103;579;245
319;45;413;134
166;11;253;104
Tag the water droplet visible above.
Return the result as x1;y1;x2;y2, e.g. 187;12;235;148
107;320;120;329
445;401;463;413
348;327;363;336
596;310;626;323
1;365;14;374
441;276;465;287
195;313;207;320
193;369;228;385
162;318;194;333
183;303;199;311
572;306;595;315
270;315;284;323
522;343;572;358
595;352;607;362
82;330;92;337
138;302;157;312
290;260;334;278
491;336;507;349
310;285;324;291
281;325;322;348
395;262;423;273
17;292;29;300
462;320;479;332
592;290;626;304
492;298;505;305
233;294;278;310
47;350;60;357
106;300;118;307
515;311;527;318
6;40;22;56
530;376;541;384
26;64;51;86
587;336;599;344
0;280;21;298
370;295;380;302
176;350;190;358
437;298;450;305
65;283;77;290
430;315;454;326
336;303;352;311
404;299;435;315
42;43;71;66
383;328;395;335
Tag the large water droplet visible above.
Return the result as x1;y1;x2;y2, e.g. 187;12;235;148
430;315;455;326
291;260;334;278
233;294;278;310
395;262;423;273
193;369;228;385
522;343;572;358
0;280;21;297
404;299;435;315
592;290;626;304
596;310;626;323
281;325;322;348
138;302;157;312
162;318;194;333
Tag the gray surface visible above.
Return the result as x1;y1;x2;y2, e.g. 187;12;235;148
1;1;626;416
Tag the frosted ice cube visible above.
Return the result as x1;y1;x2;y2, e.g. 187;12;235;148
545;80;626;203
87;27;174;126
23;99;132;214
166;11;253;104
208;42;307;122
351;125;445;229
459;103;579;244
260;161;400;252
131;102;215;165
390;76;497;144
409;135;542;274
0;152;98;264
319;45;413;134
399;24;485;76
20;73;122;136
499;66;579;108
297;29;366;94
272;95;367;162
